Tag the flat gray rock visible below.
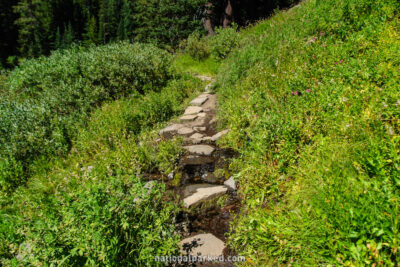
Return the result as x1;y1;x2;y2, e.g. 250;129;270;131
190;133;204;139
177;127;195;136
183;184;228;208
193;126;207;132
211;129;230;142
191;118;207;127
224;176;237;190
180;233;225;257
180;114;198;123
184;145;215;156
159;124;184;138
190;97;208;107
184;106;203;115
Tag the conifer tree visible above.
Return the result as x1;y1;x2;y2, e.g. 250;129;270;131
84;16;98;45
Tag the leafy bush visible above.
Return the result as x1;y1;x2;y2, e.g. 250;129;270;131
184;32;210;61
0;42;173;193
209;25;239;60
215;0;400;265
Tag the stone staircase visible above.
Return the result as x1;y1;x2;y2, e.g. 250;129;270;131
158;79;238;266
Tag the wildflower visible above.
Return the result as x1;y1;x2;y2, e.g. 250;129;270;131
320;32;324;36
339;60;343;64
306;89;311;93
293;91;299;96
254;114;257;119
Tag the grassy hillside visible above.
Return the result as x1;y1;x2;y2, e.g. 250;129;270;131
213;0;400;265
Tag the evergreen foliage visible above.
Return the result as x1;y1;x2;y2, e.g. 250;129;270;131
0;0;297;65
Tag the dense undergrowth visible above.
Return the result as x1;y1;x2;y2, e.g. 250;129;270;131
0;42;172;193
0;40;203;265
212;0;400;265
0;74;203;266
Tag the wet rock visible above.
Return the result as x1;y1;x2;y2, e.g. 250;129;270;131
211;129;230;142
184;145;215;156
190;97;208;106
180;114;198;123
180;233;225;257
159;124;184;138
184;106;203;115
224;177;237;190
178;127;195;136
183;184;228;208
201;172;219;183
180;155;214;165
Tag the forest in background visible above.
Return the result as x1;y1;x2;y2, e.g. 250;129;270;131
0;0;297;67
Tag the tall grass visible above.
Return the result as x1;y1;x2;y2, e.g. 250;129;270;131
215;0;400;265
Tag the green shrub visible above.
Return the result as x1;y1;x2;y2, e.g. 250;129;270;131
2;175;179;266
209;25;239;60
0;42;173;193
184;31;210;61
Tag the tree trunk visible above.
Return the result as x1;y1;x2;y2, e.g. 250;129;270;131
223;0;233;28
204;2;214;36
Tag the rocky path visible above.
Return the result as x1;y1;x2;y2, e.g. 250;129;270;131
158;77;239;266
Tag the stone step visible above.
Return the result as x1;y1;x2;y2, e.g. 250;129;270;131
190;96;208;106
224;176;237;191
177;127;195;136
180;233;225;258
159;124;184;138
211;129;230;142
190;133;204;139
184;106;203;115
184;145;215;156
180;114;198;123
183;184;228;209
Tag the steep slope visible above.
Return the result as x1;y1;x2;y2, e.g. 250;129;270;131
215;0;400;265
